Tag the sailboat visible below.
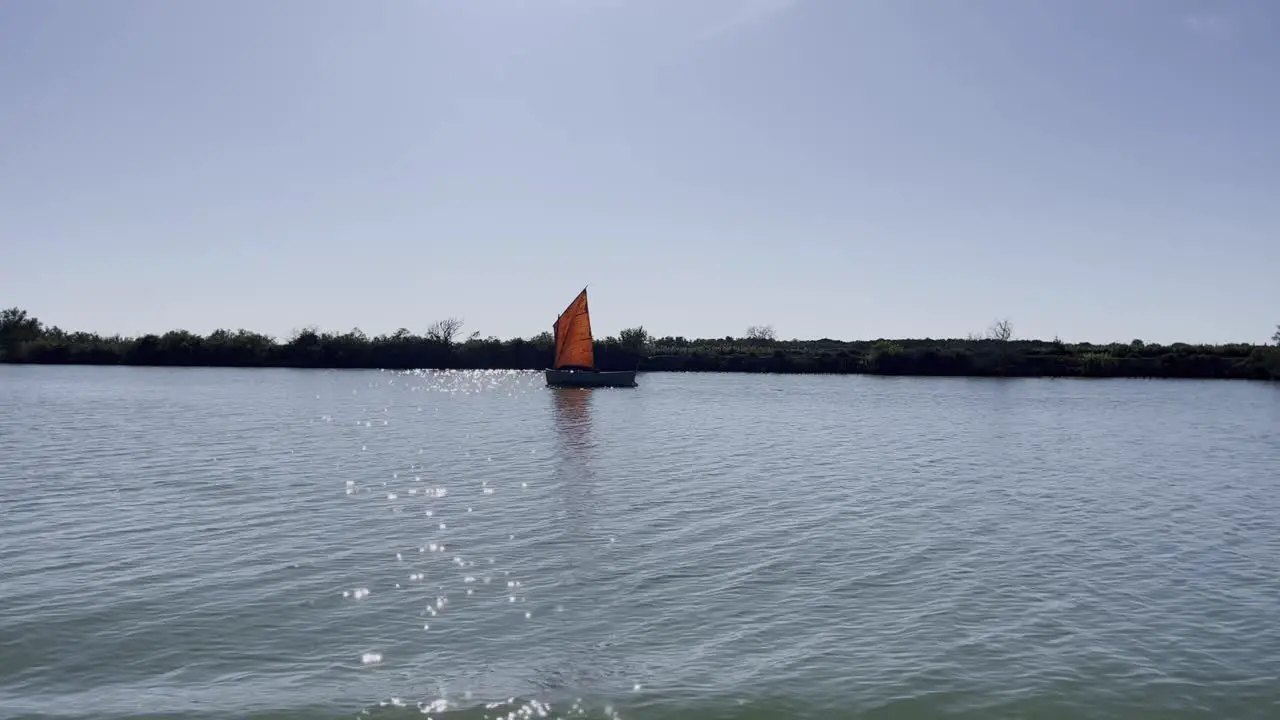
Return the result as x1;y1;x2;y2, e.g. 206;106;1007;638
545;288;638;388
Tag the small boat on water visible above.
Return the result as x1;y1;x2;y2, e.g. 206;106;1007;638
545;288;638;388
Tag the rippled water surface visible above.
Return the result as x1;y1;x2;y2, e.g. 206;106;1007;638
2;366;1280;719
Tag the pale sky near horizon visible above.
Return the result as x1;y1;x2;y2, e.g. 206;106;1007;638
2;0;1277;345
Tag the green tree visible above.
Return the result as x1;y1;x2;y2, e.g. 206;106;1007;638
0;307;44;358
618;326;651;355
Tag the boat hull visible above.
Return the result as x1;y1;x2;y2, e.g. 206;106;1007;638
545;368;637;388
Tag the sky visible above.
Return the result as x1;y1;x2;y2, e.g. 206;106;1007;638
1;0;1277;345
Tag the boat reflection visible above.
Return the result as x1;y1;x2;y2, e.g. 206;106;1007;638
550;387;599;567
552;387;595;455
537;387;608;699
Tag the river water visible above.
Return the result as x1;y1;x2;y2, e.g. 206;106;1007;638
1;366;1279;719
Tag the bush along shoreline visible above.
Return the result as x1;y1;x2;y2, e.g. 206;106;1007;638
2;308;1278;380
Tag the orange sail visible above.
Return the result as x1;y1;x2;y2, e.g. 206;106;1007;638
553;288;595;370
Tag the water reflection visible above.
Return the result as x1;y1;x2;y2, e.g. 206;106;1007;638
545;388;607;687
550;387;601;544
551;389;597;535
552;387;595;455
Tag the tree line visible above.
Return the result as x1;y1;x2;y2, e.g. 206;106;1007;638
2;307;1278;380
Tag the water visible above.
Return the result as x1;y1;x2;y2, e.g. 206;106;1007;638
2;366;1279;719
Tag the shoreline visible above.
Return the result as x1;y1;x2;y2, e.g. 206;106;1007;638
3;361;1277;382
2;308;1277;381
3;339;1278;381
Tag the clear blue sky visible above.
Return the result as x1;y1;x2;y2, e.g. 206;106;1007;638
2;0;1276;344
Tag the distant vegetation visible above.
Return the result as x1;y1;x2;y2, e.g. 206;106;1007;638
2;307;1278;380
